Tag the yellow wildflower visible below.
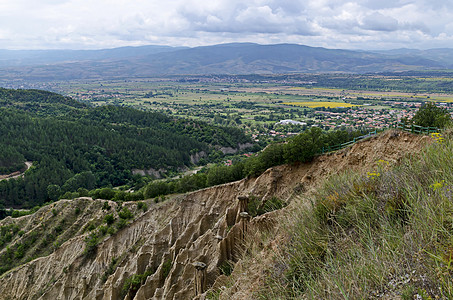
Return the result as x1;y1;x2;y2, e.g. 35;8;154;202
430;180;445;191
431;132;444;144
367;172;380;180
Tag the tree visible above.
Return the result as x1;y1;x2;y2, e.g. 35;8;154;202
46;185;61;201
284;127;323;163
411;102;451;128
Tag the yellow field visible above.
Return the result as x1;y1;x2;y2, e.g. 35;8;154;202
417;77;453;81
428;97;453;102
283;101;360;108
289;87;343;92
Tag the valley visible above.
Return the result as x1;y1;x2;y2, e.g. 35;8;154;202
0;44;453;300
33;73;453;140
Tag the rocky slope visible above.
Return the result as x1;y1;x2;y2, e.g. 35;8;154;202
0;130;430;300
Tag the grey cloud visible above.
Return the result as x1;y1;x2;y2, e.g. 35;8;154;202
266;0;306;16
361;12;399;32
361;0;412;10
0;0;452;50
179;3;315;35
401;21;431;34
319;18;362;34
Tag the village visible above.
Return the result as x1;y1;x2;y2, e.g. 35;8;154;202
257;100;453;142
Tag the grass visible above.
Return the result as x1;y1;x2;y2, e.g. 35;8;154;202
204;129;453;299
248;196;287;217
250;129;453;299
283;101;360;108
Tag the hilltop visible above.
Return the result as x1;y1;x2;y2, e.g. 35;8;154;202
0;129;438;299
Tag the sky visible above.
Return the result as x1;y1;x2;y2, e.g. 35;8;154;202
0;0;452;50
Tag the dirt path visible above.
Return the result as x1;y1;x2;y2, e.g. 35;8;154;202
0;162;33;181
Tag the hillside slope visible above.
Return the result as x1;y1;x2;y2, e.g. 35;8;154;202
0;130;429;299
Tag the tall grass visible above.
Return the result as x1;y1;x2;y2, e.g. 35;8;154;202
257;131;453;299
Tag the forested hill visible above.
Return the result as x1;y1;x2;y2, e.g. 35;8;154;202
0;88;251;208
0;88;87;116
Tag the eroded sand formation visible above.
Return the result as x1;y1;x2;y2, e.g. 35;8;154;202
0;130;429;300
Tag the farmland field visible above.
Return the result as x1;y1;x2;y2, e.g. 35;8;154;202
283;101;360;108
17;72;451;142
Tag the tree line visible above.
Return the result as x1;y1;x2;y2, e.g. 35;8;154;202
140;127;369;199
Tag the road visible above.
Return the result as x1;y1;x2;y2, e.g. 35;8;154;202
0;162;33;181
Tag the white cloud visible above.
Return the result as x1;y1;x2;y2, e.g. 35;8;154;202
0;0;451;50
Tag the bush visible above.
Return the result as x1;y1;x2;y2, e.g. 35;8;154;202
84;232;99;256
137;202;148;212
102;257;119;282
99;225;108;235
118;207;133;220
124;191;144;202
85;223;96;231
90;188;116;200
161;259;173;280
116;219;127;230
102;201;111;211
121;268;155;299
144;181;170;199
104;214;115;225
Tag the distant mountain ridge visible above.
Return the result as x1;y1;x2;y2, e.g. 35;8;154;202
0;43;452;79
0;45;187;67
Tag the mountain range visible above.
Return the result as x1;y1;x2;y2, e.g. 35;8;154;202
0;43;452;80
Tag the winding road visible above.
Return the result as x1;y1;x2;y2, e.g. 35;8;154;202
0;162;33;181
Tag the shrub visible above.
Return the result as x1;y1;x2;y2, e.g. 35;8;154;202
144;181;170;199
83;232;99;256
85;223;96;232
121;268;154;299
116;219;127;230
104;214;115;225
161;259;172;280
98;225;108;236
137;202;148;212
90;188;116;200
118;207;133;220
102;257;119;282
102;201;111;211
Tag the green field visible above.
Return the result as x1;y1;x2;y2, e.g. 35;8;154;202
41;73;453;140
283;101;360;108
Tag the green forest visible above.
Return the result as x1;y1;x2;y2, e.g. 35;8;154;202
0;88;251;209
139;127;371;199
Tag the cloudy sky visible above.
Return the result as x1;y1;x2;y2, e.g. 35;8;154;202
0;0;452;50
